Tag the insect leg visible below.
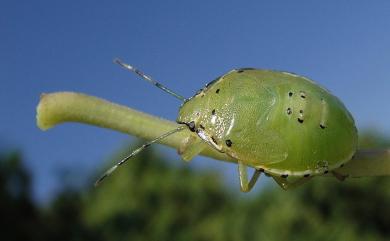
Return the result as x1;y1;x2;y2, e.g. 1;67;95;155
272;175;313;190
238;161;262;192
178;134;207;162
331;171;348;181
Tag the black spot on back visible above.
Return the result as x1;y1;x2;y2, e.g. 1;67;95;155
225;139;232;147
298;118;304;123
195;89;203;95
205;76;221;88
236;68;256;73
216;89;220;94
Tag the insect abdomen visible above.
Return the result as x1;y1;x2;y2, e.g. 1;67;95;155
263;75;357;175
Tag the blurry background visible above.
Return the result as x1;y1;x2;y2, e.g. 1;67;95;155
1;1;390;240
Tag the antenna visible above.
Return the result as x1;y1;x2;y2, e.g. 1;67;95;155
95;125;186;186
114;58;186;101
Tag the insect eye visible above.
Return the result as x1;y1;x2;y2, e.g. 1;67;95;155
187;121;196;132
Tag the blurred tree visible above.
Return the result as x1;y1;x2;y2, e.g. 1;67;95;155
82;142;233;241
0;152;44;241
80;133;390;241
214;130;390;241
1;130;389;241
42;190;103;241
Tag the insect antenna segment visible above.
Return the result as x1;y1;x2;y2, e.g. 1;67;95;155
95;125;186;186
114;58;186;101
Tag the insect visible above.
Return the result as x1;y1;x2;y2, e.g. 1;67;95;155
95;59;358;192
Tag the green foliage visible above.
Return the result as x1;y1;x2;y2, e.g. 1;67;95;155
0;152;43;241
83;145;232;241
358;129;390;149
0;152;102;241
1;132;390;241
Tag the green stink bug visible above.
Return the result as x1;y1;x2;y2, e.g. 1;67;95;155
96;59;358;192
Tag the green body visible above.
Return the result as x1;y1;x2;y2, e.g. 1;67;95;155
177;69;358;177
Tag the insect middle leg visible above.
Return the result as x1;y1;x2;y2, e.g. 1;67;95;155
238;161;262;192
272;175;313;190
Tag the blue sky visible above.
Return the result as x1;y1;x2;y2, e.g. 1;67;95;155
1;1;390;203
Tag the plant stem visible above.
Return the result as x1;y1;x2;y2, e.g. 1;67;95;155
36;92;232;162
36;92;390;178
336;149;390;177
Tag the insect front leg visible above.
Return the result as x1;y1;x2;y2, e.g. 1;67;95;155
272;175;313;190
178;134;207;162
238;161;262;192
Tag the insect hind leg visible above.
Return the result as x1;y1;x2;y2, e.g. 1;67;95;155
272;175;313;190
331;170;348;181
238;161;262;192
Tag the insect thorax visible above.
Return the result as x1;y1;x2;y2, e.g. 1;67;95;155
176;70;281;161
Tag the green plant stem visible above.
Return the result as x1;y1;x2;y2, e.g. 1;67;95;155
36;92;390;178
336;149;390;177
36;92;232;162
